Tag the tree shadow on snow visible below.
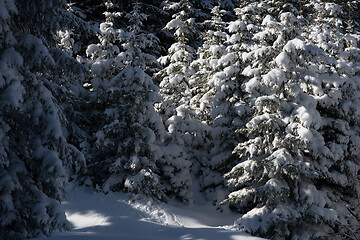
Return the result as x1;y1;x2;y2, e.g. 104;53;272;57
34;187;263;240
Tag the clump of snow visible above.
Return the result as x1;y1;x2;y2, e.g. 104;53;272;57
86;44;100;58
297;125;313;142
262;15;277;28
244;77;260;93
283;38;306;53
165;19;183;30
275;52;290;70
228;20;246;33
242;66;260;78
262;69;285;87
294;106;319;129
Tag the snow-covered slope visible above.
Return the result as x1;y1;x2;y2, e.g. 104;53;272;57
35;186;265;240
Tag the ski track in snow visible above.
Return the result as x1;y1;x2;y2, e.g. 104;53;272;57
35;187;265;240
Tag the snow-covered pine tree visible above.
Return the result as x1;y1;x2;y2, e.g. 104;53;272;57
157;0;198;120
200;1;270;205
68;1;127;173
120;0;170;48
154;0;208;203
188;4;239;204
0;0;86;238
190;4;228;124
89;1;167;201
223;1;360;239
84;1;123;93
306;1;346;57
304;2;360;237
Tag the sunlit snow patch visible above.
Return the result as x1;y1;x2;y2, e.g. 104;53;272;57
124;198;239;229
65;210;111;229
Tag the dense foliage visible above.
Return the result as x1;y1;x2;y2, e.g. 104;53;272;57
0;0;359;239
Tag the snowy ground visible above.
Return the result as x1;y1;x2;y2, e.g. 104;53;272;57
36;186;265;240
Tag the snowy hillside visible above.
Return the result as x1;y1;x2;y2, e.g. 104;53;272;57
35;187;264;240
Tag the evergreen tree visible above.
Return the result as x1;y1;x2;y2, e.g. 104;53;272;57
199;1;271;204
189;4;243;204
157;0;198;119
190;5;228;124
0;0;358;238
89;1;167;201
84;0;123;93
154;0;208;203
223;1;360;239
0;0;86;238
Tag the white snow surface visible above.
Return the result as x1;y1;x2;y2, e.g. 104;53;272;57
35;186;265;240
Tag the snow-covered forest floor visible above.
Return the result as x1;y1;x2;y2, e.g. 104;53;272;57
35;187;264;240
